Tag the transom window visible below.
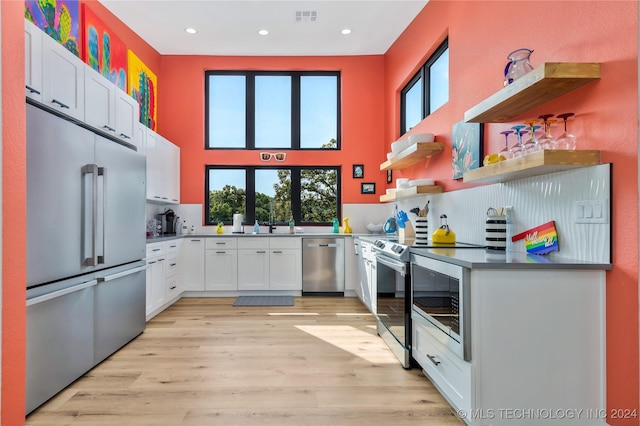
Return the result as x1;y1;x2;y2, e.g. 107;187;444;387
400;39;449;134
205;71;341;149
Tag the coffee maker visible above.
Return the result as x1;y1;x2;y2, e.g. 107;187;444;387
157;209;178;236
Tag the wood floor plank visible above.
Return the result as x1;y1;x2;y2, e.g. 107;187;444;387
26;297;463;425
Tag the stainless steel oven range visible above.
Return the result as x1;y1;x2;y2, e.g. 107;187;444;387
411;253;472;361
371;238;413;369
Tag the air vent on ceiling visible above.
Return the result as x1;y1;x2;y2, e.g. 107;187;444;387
295;10;318;22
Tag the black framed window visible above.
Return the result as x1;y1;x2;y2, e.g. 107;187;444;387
205;71;341;149
206;166;341;226
400;39;449;134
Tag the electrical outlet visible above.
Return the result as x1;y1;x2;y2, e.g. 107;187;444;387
575;199;608;224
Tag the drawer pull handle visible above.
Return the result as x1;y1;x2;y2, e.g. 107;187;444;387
427;354;441;366
51;99;70;109
169;263;177;267
256;250;266;254
216;251;226;254
103;125;115;132
152;248;161;252
272;250;283;254
170;286;177;290
26;85;41;94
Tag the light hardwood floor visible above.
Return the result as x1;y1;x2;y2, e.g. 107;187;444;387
27;297;463;425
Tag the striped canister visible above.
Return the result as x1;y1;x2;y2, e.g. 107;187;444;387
415;218;429;245
485;215;507;250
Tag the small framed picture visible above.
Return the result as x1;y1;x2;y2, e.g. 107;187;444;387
353;164;364;178
361;182;376;194
386;169;393;184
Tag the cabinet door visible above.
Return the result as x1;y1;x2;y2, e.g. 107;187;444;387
145;257;164;316
180;239;205;291
237;249;269;290
157;136;180;204
145;130;161;201
269;249;301;290
42;34;85;120
205;250;238;291
25;19;43;102
84;67;116;134
147;257;166;314
115;87;139;143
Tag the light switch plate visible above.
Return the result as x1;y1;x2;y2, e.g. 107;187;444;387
575;199;608;224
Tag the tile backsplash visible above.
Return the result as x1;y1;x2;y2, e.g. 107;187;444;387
394;164;611;263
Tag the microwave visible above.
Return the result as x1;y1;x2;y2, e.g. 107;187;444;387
410;254;471;361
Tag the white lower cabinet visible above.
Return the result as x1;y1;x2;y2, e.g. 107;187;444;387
412;267;607;426
204;238;238;291
205;249;238;291
145;240;181;319
237;238;270;290
145;243;166;317
180;238;205;291
268;237;301;290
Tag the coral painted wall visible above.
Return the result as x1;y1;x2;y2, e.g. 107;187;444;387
384;1;638;423
2;1;27;424
158;55;386;208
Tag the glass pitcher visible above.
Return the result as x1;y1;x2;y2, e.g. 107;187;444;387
503;48;534;86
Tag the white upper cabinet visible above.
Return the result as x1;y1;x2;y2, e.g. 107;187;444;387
84;67;116;133
85;67;140;146
25;20;43;102
145;130;180;204
115;87;139;143
41;30;85;121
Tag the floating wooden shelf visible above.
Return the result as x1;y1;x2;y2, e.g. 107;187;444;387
464;62;601;123
463;150;600;184
379;185;444;202
380;142;444;171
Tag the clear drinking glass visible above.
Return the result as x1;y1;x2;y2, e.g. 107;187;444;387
556;112;577;150
510;125;527;157
499;130;514;160
537;114;556;150
523;120;541;154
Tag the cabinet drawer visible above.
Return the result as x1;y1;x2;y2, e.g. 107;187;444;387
238;238;269;249
146;243;165;257
412;316;471;413
166;275;179;299
205;238;237;250
269;237;301;249
165;240;180;253
165;255;178;277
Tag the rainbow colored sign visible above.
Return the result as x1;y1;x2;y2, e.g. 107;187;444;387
511;221;559;255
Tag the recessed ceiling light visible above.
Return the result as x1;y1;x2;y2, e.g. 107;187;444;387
185;27;197;34
258;29;269;36
341;28;352;35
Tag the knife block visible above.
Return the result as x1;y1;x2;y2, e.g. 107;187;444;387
398;221;415;243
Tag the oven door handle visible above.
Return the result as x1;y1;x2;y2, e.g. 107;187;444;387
375;254;407;275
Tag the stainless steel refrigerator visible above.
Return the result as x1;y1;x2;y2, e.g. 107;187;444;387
25;102;147;414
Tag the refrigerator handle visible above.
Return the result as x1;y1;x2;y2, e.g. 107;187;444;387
81;164;98;266
97;167;106;265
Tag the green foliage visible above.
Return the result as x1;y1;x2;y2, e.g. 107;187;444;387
208;185;246;223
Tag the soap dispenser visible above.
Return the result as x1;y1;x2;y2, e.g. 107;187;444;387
332;218;339;233
253;220;260;234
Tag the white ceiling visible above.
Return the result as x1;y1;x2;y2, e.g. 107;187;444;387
98;0;428;56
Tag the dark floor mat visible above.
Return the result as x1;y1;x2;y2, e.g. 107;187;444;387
232;296;294;306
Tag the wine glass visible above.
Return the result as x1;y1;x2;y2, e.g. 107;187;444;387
510;125;527;157
556;112;576;150
537;114;556;150
523;120;541;154
499;130;514;160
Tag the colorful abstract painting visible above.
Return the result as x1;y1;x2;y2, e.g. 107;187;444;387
452;120;483;179
82;5;127;91
128;50;157;130
25;0;81;57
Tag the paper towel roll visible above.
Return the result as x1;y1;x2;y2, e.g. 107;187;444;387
233;213;243;233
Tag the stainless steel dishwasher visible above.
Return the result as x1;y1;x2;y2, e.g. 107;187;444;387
302;238;345;295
